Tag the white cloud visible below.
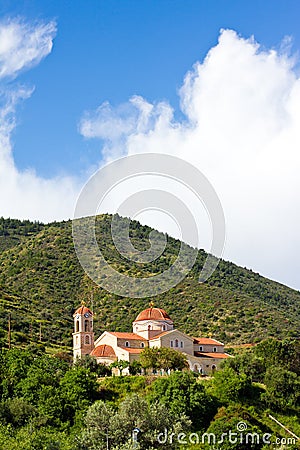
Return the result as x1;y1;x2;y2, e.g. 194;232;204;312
0;18;56;79
0;18;79;222
80;29;300;290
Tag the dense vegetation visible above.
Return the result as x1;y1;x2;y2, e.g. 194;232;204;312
0;215;299;350
0;338;299;449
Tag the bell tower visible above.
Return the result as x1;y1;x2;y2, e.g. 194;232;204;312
73;303;94;361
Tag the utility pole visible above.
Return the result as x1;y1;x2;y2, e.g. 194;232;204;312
8;313;11;349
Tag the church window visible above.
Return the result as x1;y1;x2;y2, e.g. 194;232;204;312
85;336;90;345
175;339;179;348
213;347;217;352
125;341;130;347
75;320;79;332
84;320;90;332
199;346;203;352
162;325;166;331
180;341;183;348
76;336;79;345
141;342;145;348
170;340;173;348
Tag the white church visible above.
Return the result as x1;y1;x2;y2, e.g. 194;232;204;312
73;303;230;374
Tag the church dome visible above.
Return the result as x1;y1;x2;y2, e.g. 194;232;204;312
73;305;93;317
134;307;172;322
90;345;116;357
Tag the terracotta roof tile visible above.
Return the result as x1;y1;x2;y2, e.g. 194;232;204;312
194;351;230;359
110;332;147;341
119;347;143;354
149;330;172;339
90;345;116;357
193;337;224;346
134;307;172;322
73;305;93;316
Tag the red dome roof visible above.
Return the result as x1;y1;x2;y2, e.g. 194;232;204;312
73;305;93;316
90;345;116;358
134;307;172;322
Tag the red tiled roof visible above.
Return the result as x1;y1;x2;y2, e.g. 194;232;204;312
73;305;93;316
90;345;116;357
193;337;224;346
149;330;171;340
134;307;172;322
119;347;143;354
194;351;229;359
110;332;147;341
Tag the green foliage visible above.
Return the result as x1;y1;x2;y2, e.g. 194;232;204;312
110;359;130;375
203;405;264;450
223;351;265;383
255;338;300;374
99;375;147;405
212;367;253;404
60;366;99;423
129;360;142;375
0;398;37;427
79;393;191;449
74;355;111;377
139;347;188;372
149;371;216;430
263;366;300;411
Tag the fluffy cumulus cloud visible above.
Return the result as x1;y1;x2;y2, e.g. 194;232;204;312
0;18;79;222
80;29;300;289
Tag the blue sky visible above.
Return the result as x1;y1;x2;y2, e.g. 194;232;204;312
1;0;300;176
1;1;300;290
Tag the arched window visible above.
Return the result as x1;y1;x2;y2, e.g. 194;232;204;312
175;339;179;348
141;342;145;348
199;346;203;352
213;347;217;353
84;320;90;332
148;325;151;330
125;341;130;347
162;325;166;331
170;340;173;348
75;335;79;345
180;341;183;348
212;364;216;371
85;335;90;345
75;320;79;332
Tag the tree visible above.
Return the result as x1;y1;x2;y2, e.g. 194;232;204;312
204;405;263;450
224;351;265;383
139;347;188;373
60;366;99;423
79;400;115;450
79;394;191;449
19;354;68;404
149;371;216;430
212;367;253;404
254;338;300;374
129;360;142;375
139;348;160;372
110;360;130;376
263;365;300;411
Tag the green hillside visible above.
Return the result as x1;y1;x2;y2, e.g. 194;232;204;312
0;215;299;350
